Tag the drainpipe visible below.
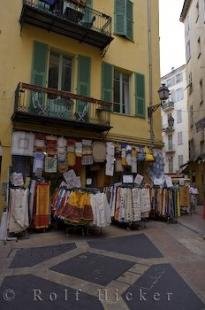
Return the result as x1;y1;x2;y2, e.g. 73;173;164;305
147;0;155;147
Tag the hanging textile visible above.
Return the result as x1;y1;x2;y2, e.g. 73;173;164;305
45;155;57;173
92;142;106;163
150;186;179;221
108;186;151;224
12;132;34;156
46;135;57;155
52;186;111;228
90;193;111;227
33;183;50;229
8;189;29;233
106;142;115;176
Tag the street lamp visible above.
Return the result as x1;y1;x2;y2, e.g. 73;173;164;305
148;84;170;118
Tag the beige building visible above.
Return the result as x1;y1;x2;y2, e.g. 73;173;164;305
180;0;205;203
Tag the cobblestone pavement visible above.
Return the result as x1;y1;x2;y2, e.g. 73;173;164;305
0;218;205;310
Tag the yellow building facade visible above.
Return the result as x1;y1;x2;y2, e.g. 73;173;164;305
0;0;162;213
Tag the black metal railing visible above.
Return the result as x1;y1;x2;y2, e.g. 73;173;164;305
14;82;112;126
23;0;112;35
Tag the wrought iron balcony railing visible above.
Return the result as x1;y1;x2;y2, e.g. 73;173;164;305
20;0;113;49
13;82;112;132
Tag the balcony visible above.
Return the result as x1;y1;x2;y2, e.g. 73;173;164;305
165;144;176;153
20;0;113;49
12;82;112;133
162;101;174;112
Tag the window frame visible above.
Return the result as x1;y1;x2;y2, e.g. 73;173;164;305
177;110;182;124
48;49;73;92
177;131;183;145
178;155;184;168
113;68;130;114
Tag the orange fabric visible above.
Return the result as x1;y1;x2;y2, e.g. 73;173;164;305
33;184;50;229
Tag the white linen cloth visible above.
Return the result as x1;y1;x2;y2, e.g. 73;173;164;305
8;189;29;233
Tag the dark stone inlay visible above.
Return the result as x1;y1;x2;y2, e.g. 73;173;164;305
0;274;103;310
51;252;135;285
88;234;163;258
10;243;76;268
122;264;205;310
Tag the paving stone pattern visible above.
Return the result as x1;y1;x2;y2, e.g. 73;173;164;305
10;243;76;268
51;252;135;285
0;233;204;309
88;234;163;258
122;264;205;310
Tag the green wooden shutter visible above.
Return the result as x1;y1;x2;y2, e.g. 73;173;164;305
77;55;91;115
115;0;126;35
101;62;113;102
31;41;48;86
126;0;133;40
115;0;133;40
30;41;48;113
135;73;145;117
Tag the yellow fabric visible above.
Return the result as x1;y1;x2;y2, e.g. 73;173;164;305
144;147;154;161
67;152;76;167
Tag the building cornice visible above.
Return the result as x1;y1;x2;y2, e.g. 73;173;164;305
180;0;192;22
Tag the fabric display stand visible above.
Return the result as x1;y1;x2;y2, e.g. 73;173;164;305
52;185;111;236
104;185;151;230
150;186;180;223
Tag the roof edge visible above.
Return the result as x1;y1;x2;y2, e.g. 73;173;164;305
180;0;192;22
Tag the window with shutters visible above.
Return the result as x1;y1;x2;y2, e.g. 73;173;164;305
114;0;133;40
48;51;72;98
113;69;130;114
